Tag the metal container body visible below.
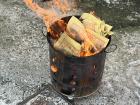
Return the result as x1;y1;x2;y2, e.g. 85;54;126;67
49;46;106;98
47;16;111;98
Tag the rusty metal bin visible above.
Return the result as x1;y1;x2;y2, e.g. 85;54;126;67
46;16;112;98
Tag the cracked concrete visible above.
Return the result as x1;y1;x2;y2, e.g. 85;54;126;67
0;0;140;105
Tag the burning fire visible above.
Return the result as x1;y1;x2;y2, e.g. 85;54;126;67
51;65;58;73
23;0;70;38
23;0;98;56
24;0;113;57
53;0;70;13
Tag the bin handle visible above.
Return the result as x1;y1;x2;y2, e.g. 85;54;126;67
105;44;117;53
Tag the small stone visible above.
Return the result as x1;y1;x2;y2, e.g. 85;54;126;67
5;99;11;104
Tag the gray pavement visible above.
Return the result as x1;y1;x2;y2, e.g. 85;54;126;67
0;0;140;105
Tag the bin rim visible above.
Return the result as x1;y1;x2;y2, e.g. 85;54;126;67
46;15;111;59
47;34;111;59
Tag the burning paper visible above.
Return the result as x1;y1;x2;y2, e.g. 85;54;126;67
66;16;98;52
81;13;113;36
24;0;114;57
23;0;77;39
54;32;81;57
53;13;113;56
66;16;87;42
86;29;109;51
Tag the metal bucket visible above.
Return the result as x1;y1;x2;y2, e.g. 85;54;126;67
46;16;113;98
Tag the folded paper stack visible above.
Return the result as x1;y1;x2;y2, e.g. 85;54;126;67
51;13;113;57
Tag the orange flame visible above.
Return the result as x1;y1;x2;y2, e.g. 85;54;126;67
24;0;98;57
24;0;70;38
51;65;58;73
53;0;70;13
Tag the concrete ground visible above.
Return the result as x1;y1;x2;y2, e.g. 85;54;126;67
0;0;140;105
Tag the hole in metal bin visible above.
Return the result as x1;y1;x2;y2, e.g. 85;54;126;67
61;88;73;95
